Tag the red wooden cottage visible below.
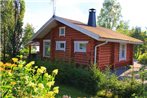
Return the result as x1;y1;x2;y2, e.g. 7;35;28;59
29;9;143;69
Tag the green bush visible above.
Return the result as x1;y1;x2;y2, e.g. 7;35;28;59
113;80;142;98
138;53;147;65
33;59;104;95
34;58;142;97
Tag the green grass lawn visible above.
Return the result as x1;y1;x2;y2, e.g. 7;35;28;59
56;84;114;98
56;84;91;98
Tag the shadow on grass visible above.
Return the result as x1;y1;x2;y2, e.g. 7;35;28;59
56;84;91;98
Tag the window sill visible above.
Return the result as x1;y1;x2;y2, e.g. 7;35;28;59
74;51;86;53
56;50;66;52
59;35;65;37
119;58;126;61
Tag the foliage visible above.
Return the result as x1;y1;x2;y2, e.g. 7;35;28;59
1;0;14;61
33;59;101;95
33;58;142;97
19;48;29;56
1;0;25;61
0;56;59;98
116;20;130;35
20;23;35;57
57;85;90;97
130;27;147;59
139;66;147;97
97;0;122;29
138;53;147;65
22;23;35;47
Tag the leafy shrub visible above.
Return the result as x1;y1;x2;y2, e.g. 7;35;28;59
20;48;29;55
0;56;59;98
33;59;102;95
138;53;147;65
33;58;142;97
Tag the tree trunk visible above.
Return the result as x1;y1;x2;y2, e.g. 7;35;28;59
3;27;6;62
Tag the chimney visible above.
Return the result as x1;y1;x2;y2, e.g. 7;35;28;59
88;8;96;27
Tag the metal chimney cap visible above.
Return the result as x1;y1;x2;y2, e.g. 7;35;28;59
89;8;96;12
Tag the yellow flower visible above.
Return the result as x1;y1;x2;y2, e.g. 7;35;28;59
37;68;43;74
38;83;44;89
46;91;54;97
41;66;46;72
12;58;18;63
52;69;58;75
44;73;49;78
11;82;16;85
18;64;23;68
0;61;3;66
46;81;55;87
26;63;32;68
11;64;17;67
26;61;35;68
0;67;4;71
28;82;36;88
30;61;35;65
35;66;38;69
5;63;12;67
24;76;29;82
53;86;59;94
8;72;12;76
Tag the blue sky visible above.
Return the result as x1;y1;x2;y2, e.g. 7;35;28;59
23;0;147;31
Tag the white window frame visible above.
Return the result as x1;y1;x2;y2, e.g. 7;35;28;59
59;27;65;36
74;41;88;53
43;40;51;57
119;43;127;61
56;41;66;51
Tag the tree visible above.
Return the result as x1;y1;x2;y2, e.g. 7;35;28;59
1;0;25;61
1;0;15;61
130;27;147;59
22;23;34;47
116;20;130;35
97;0;121;29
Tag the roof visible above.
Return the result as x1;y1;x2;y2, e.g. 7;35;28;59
30;15;143;44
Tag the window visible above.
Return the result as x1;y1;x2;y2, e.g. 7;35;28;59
59;27;65;36
74;41;88;52
119;43;127;61
43;40;51;57
56;41;66;51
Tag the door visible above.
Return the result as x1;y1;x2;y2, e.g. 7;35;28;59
43;40;51;57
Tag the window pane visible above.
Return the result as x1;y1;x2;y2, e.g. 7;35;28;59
121;45;125;58
45;42;50;46
119;44;126;60
60;43;64;48
56;41;66;51
60;28;65;34
122;45;125;50
79;43;86;51
122;50;125;58
44;41;50;56
45;46;50;56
